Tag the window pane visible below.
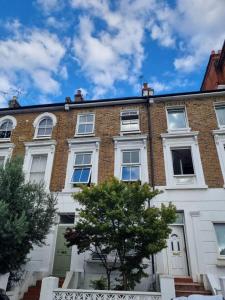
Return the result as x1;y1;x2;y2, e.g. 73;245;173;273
168;108;187;129
45;127;52;135
80;168;91;182
214;224;225;255
37;128;46;136
122;166;139;181
30;155;47;183
86;114;94;122
172;149;194;175
37;118;53;136
122;166;130;181
0;120;13;131
121;111;139;131
75;153;91;165
78;124;86;133
29;172;45;184
85;124;93;133
79;115;87;123
216;106;225;126
60;214;75;224
71;168;91;183
30;155;47;172
123;152;131;163
72;168;82;182
131;151;139;163
0;131;11;138
130;166;140;180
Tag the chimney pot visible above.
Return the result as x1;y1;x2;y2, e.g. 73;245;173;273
65;96;72;104
142;83;154;96
8;96;20;108
211;50;215;55
74;89;84;103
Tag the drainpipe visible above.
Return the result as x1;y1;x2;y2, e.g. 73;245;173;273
146;97;156;281
147;98;155;192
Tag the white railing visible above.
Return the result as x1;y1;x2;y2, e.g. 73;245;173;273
52;289;162;300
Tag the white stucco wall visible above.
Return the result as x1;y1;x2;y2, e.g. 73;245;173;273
25;187;225;287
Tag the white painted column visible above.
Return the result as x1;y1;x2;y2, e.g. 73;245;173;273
220;277;225;298
189;211;203;281
39;277;59;300
160;274;175;300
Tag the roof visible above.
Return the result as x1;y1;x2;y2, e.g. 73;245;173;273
1;88;225;115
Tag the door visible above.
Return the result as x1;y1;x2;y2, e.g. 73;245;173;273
167;226;188;276
52;225;72;277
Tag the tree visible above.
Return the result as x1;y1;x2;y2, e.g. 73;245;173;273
0;158;57;275
65;178;176;290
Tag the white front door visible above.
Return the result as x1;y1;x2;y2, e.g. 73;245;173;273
167;225;188;276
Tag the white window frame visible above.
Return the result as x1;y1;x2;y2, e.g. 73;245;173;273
64;137;100;192
33;112;57;139
166;106;190;133
213;130;225;187
0;115;17;142
214;103;225;129
75;113;95;136
161;132;207;189
23;140;56;190
71;152;92;184
121;150;141;182
171;147;195;176
113;135;149;184
120;110;140;134
0;143;15;166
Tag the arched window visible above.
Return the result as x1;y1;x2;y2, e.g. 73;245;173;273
0;119;13;139
37;117;53;137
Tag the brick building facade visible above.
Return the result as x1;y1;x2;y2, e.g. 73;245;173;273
1;85;225;293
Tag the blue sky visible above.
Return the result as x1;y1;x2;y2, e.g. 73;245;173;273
0;0;225;106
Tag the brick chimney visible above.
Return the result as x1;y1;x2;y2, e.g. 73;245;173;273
65;96;72;104
74;89;84;103
8;96;20;108
142;83;154;96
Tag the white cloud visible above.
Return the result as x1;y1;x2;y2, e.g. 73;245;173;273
71;0;153;97
36;0;64;14
0;26;66;95
171;0;225;72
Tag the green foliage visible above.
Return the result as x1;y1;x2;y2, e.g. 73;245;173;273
0;158;57;275
90;276;107;290
65;178;176;290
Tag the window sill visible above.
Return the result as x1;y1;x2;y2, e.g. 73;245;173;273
74;133;95;137
167;128;191;133
0;138;11;142
62;187;82;193
165;184;208;190
33;136;52;140
120;130;141;136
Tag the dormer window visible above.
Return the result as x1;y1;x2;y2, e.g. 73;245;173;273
0;119;13;139
120;110;139;133
167;107;189;132
33;113;57;139
76;113;95;136
37;117;53;137
215;105;225;128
